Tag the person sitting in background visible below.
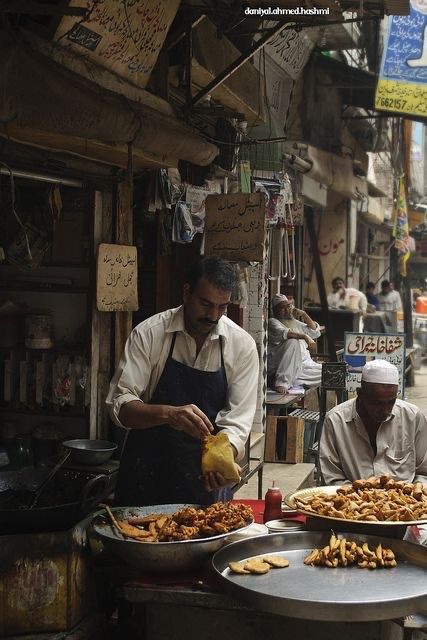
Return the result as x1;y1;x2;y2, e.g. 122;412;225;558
366;282;380;310
267;293;322;395
319;359;427;485
377;280;402;311
327;277;368;315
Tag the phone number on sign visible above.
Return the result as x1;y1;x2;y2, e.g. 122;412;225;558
376;97;407;110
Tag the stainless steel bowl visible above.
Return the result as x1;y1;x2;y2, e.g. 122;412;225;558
62;439;117;465
92;504;253;572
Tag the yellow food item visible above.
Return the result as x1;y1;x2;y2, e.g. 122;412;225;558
201;433;240;484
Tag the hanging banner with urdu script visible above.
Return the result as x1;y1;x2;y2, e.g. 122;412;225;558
375;1;427;118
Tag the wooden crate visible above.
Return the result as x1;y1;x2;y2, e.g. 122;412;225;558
0;518;95;637
264;415;305;464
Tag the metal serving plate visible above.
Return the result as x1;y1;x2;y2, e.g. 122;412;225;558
212;531;427;621
92;504;253;572
286;486;427;526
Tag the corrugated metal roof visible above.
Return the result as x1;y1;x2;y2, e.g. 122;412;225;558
305;22;360;50
383;0;410;15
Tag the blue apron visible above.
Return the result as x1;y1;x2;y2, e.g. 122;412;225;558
114;332;231;506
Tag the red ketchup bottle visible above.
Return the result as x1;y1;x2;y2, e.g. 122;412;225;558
263;481;283;523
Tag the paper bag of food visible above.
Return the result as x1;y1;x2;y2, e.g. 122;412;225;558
201;432;240;484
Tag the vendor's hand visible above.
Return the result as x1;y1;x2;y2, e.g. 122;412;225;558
203;463;242;492
304;336;317;353
338;287;346;299
167;404;214;439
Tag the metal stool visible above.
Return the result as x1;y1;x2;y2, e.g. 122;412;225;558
315;362;348;485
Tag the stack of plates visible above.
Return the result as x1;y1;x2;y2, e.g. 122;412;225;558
265;519;304;533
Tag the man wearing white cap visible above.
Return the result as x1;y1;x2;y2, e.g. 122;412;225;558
319;359;427;485
267;294;322;394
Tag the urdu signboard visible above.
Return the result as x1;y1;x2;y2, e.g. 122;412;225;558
344;333;406;398
204;193;266;262
375;1;427;118
55;0;180;88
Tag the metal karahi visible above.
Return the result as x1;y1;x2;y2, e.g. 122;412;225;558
92;503;254;572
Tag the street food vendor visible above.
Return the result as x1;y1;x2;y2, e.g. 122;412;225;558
319;359;427;485
106;256;259;506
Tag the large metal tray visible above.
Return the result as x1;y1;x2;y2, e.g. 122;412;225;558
92;504;253;572
212;531;427;621
286;485;427;526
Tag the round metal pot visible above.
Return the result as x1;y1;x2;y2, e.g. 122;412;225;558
92;504;253;572
0;474;110;534
62;439;117;465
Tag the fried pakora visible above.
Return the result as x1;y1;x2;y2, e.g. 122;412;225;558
294;475;427;523
102;502;253;543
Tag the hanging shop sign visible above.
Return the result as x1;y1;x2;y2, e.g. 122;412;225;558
96;243;138;312
344;332;406;397
261;21;315;80
204;193;266;262
55;0;180;88
375;1;427;118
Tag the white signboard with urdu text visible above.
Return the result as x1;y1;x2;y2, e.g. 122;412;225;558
344;332;406;398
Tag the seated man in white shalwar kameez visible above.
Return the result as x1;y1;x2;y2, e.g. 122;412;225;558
267;293;322;394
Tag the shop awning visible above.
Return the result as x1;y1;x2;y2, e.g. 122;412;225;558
316;55;376;111
316;54;427;124
0;32;218;169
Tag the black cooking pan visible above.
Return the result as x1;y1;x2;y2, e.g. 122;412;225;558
62;439;117;465
0;468;110;534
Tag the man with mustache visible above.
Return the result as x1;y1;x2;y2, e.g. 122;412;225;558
319;359;427;485
107;256;259;505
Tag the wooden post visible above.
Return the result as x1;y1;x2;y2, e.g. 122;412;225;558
306;207;337;362
91;190;113;439
97;191;113;439
115;147;134;367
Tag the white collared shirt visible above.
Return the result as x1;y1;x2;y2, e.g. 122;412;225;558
319;398;427;485
106;306;259;460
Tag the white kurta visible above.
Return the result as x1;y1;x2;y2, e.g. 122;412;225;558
377;290;402;311
267;317;322;389
319;398;427;485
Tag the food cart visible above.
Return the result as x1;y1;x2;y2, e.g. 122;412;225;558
90;482;427;640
